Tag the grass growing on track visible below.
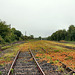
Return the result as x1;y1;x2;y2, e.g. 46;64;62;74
18;40;75;70
1;46;11;50
45;41;75;48
0;40;75;70
0;43;25;66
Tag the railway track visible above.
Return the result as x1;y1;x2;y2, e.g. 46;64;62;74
46;42;75;50
1;41;25;51
40;47;75;75
0;46;75;75
7;49;45;75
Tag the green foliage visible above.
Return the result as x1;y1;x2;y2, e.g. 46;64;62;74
12;28;22;41
54;60;59;64
0;19;25;44
11;68;14;73
47;56;52;59
0;35;5;44
0;19;35;44
54;50;59;52
14;30;22;38
0;71;2;75
38;36;42;40
0;21;10;38
4;35;11;43
65;56;73;60
29;35;34;39
50;61;54;64
10;32;16;41
57;66;64;72
2;46;11;50
47;25;75;41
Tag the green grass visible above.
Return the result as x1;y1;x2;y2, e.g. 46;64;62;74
11;68;14;74
0;71;2;75
36;56;41;58
2;46;11;50
50;60;54;64
65;56;73;60
54;60;59;64
38;50;45;54
57;66;64;72
47;56;52;59
54;50;59;52
0;45;20;65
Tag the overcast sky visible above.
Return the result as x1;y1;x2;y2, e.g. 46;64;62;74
0;0;75;37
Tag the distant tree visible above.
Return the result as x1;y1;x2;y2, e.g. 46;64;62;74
11;28;22;41
47;29;67;41
14;30;22;37
68;25;75;33
47;36;51;40
47;25;75;41
0;19;25;44
38;36;42;40
25;35;28;40
64;25;75;41
29;35;34;39
0;21;10;38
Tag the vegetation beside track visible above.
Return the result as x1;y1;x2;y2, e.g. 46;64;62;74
0;43;25;66
18;40;75;70
45;41;75;48
0;40;75;71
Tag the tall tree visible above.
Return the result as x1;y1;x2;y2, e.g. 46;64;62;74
0;21;10;38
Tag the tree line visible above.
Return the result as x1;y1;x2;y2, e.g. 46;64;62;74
0;20;35;44
47;25;75;41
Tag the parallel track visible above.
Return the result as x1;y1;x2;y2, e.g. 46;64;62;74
1;41;25;51
41;47;75;75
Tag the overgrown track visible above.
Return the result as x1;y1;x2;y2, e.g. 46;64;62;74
8;50;45;75
41;47;75;75
47;42;75;50
1;41;25;51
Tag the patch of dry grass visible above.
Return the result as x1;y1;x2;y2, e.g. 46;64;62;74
18;40;75;70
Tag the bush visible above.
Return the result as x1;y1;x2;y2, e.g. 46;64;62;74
65;56;73;60
19;37;23;41
54;50;59;52
2;46;11;50
4;36;11;43
0;35;5;44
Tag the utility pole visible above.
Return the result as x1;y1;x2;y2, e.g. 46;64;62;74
25;31;27;36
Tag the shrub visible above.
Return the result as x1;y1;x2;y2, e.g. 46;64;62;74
0;71;2;75
65;56;73;60
54;50;59;52
0;35;5;44
4;36;11;43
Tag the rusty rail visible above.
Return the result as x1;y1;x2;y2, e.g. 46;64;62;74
8;49;45;75
41;47;75;74
29;49;45;75
8;51;20;75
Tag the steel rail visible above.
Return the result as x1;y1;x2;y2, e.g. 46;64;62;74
41;47;75;74
8;51;20;75
29;49;45;75
47;43;75;50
